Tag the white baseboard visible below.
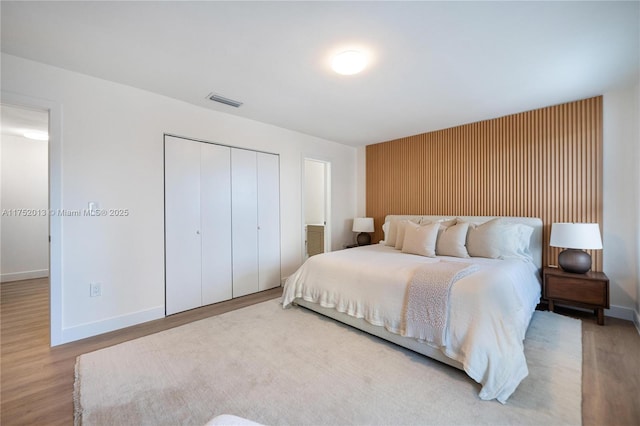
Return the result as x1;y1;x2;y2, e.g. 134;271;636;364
605;304;636;322
555;303;636;323
53;303;640;343
60;305;165;344
1;269;49;283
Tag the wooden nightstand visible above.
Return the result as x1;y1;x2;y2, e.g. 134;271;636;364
543;266;609;325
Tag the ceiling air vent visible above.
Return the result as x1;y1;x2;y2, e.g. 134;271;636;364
207;92;243;108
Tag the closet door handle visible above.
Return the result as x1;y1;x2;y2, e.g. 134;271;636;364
196;230;201;235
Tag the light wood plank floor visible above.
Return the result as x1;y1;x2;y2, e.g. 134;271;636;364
2;278;639;425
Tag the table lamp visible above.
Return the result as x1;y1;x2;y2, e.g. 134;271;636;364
353;217;374;246
549;223;602;274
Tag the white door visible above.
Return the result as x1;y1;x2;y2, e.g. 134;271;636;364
165;136;202;315
231;149;259;297
257;152;281;290
201;143;232;305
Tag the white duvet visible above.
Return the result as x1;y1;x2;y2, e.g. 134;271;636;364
282;244;541;403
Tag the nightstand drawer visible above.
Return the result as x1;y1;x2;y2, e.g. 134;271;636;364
545;275;607;306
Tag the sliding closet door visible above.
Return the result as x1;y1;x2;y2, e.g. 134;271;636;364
257;152;281;290
201;143;232;305
165;136;202;315
231;149;259;297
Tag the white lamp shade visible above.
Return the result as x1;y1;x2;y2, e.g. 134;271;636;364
549;223;602;250
352;217;374;233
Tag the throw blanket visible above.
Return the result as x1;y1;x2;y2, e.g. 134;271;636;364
403;261;479;346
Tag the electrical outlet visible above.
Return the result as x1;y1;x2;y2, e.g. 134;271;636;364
90;282;102;297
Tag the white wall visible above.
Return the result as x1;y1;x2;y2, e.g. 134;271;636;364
635;82;640;333
636;82;640;333
603;80;640;323
0;134;49;282
1;53;357;344
304;159;325;225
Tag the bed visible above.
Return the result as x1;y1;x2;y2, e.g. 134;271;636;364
282;215;543;403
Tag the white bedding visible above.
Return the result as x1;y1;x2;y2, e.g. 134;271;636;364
282;244;541;403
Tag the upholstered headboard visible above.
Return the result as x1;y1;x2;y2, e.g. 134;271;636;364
383;215;543;271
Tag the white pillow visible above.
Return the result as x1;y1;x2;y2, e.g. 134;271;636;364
402;222;439;257
434;218;457;243
466;218;503;258
438;218;457;227
381;221;390;244
385;219;399;247
467;218;534;260
436;221;470;258
395;220;410;250
501;224;534;260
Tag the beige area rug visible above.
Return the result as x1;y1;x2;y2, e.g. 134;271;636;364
74;299;582;426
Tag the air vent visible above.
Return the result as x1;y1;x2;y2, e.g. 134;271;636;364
207;92;243;108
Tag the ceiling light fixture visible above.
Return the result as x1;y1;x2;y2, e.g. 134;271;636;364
23;131;49;141
332;50;367;75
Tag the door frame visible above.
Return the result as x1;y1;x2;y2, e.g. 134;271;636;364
302;157;331;260
2;91;63;346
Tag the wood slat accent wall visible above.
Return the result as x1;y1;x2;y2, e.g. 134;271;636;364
366;96;603;270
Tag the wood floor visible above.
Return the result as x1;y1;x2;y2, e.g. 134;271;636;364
2;278;640;425
1;278;283;425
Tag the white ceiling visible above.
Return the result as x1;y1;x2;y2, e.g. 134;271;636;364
1;1;638;147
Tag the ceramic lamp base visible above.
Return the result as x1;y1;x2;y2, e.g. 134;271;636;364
558;248;592;274
356;232;371;246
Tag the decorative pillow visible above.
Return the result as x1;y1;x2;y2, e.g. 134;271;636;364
402;222;439;257
381;221;390;244
395;220;410;250
435;218;457;243
438;218;457;227
436;221;470;258
466;218;503;258
385;219;399;247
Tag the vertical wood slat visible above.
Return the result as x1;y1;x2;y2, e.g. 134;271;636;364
366;96;603;271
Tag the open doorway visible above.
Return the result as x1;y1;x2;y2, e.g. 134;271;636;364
1;92;62;346
1;104;50;283
303;158;331;259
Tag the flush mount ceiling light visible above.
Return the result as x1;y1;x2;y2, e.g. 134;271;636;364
332;50;367;75
23;131;49;141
